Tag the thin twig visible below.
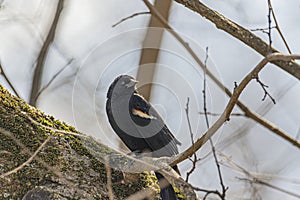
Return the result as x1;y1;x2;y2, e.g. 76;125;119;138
268;0;292;54
0;135;51;178
0;126;75;186
244;172;300;185
217;80;296;151
191;185;224;200
174;0;300;80
184;97;200;182
202;47;209;129
171;54;300;166
250;26;276;32
0;62;20;98
35;58;74;101
104;157;115;200
208;140;228;199
112;11;150;27
240;177;300;198
255;76;276;104
21;111;89;138
267;0;273;53
199;112;244;117
220;152;300;199
202;48;227;199
143;0;300;150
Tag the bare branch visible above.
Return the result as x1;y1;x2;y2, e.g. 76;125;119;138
267;0;273;52
202;47;210;129
239;177;300;198
174;0;300;80
0;133;51;178
220;153;300;199
0;126;79;189
137;0;172;100
255;76;276;104
217;80;296;151
191;185;225;200
199;112;244;117
104;157;115;200
112;11;150;27
202;48;227;199
251;26;276;32
0;62;20;98
143;0;300;149
268;0;292;54
34;58;74;101
208;139;228;199
172;54;300;166
184;97;200;182
29;0;64;106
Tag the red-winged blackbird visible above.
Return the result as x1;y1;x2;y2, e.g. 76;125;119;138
106;75;181;200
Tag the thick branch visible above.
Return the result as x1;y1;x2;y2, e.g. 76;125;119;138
174;0;300;80
137;0;172;100
144;0;300;156
0;85;156;199
172;53;300;166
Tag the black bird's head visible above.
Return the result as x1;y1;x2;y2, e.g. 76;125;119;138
107;75;138;99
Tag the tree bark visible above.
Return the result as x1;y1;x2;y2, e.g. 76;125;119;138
0;85;159;199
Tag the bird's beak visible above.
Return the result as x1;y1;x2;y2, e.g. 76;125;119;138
125;79;138;88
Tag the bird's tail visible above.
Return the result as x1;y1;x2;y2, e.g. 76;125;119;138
155;165;180;200
160;184;178;200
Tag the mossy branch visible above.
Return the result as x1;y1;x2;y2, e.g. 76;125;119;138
0;85;160;199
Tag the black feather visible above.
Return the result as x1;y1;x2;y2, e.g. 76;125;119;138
106;75;181;200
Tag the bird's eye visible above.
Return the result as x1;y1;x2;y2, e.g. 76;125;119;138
121;81;125;85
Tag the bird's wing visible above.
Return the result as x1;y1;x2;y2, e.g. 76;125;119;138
130;93;180;157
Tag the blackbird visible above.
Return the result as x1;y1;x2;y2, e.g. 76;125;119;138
106;75;181;200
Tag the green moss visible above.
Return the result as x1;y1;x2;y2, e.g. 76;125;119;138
141;172;160;191
38;145;60;166
174;187;186;200
0;84;159;199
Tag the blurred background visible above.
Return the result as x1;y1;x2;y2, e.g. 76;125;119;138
0;0;299;199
